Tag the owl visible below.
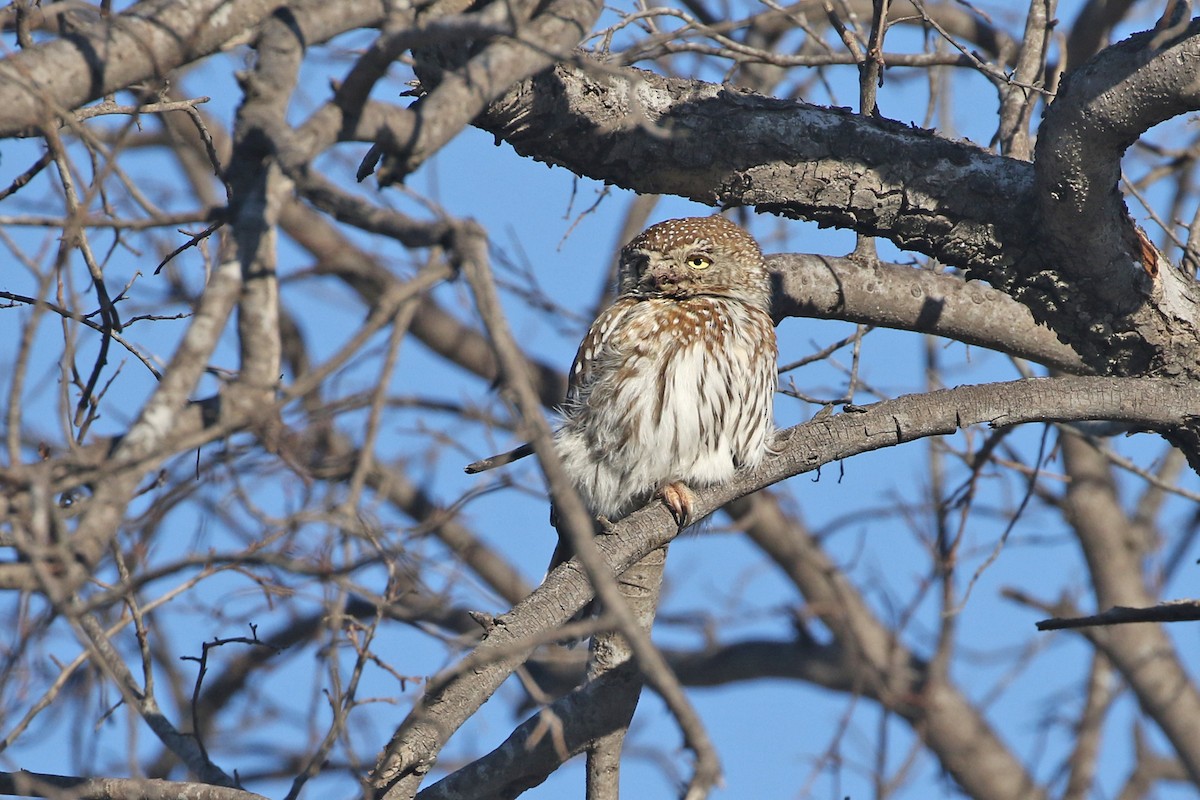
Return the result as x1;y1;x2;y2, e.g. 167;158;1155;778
469;216;777;572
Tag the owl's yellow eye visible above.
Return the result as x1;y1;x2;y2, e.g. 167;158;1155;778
685;254;712;270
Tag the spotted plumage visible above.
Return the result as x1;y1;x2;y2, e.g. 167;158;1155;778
553;215;777;547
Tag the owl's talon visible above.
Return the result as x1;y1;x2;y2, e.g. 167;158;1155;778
659;482;695;527
596;515;615;533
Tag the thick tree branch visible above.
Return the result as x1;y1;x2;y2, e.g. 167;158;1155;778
768;253;1086;372
371;0;605;183
1035;19;1200;305
0;0;276;137
582;546;667;800
227;8;301;394
472;36;1200;390
415;642;657;800
478;61;1035;279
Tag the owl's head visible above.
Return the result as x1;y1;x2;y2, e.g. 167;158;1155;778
617;216;770;310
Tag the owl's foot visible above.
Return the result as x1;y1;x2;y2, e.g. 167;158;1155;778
659;481;696;527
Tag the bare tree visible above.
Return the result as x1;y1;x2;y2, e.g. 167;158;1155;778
2;1;1200;799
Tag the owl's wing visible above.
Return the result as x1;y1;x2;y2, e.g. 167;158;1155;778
565;297;639;406
465;298;638;474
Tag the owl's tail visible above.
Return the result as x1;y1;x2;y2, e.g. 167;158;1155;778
468;446;598;638
464;442;534;473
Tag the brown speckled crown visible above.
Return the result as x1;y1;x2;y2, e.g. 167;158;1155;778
623;216;762;261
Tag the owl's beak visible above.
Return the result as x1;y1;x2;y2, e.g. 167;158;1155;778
641;266;688;296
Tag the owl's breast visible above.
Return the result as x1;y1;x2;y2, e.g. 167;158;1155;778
561;297;776;503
